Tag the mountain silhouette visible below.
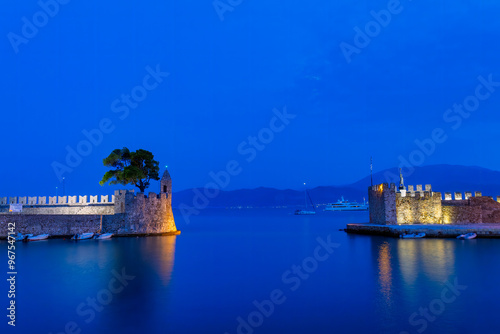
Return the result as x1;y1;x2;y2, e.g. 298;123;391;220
172;164;500;208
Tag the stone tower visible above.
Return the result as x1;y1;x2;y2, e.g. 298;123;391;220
161;169;172;197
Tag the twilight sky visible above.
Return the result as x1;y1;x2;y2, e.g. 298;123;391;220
1;0;500;196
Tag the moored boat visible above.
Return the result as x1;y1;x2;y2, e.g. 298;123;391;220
27;234;50;241
399;232;426;239
457;232;477;240
294;183;317;215
324;197;368;211
15;233;33;241
72;233;94;240
94;233;113;240
294;210;316;215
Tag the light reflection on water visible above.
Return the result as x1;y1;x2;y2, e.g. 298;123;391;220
3;209;500;334
378;241;393;306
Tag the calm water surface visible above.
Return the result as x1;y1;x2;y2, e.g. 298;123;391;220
2;209;500;334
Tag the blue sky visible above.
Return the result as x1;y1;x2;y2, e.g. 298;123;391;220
1;0;500;196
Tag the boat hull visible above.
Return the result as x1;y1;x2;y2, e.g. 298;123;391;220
400;233;426;239
95;233;113;240
457;233;477;240
27;234;50;241
294;210;316;215
72;233;94;240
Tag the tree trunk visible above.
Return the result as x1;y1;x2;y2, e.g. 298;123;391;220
138;180;146;193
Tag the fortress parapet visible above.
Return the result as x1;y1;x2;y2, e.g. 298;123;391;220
0;194;116;215
369;180;500;225
103;171;176;235
0;170;178;237
2;194;115;206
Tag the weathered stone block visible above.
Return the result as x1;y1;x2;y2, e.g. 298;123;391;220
475;191;482;197
465;192;472;200
416;185;423;191
79;196;87;204
101;195;109;203
9;197;17;204
408;185;414;192
19;197;27;204
89;196;98;203
49;196;57;204
68;196;77;204
58;196;67;204
445;193;452;200
425;184;432;191
455;192;463;200
39;197;47;204
0;197;7;205
28;197;37;205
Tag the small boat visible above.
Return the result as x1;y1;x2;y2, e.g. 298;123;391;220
94;233;113;240
14;233;32;241
457;232;477;240
294;184;317;215
72;233;94;240
294;209;316;215
399;232;426;239
27;234;50;241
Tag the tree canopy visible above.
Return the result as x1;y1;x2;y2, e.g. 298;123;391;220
99;147;160;192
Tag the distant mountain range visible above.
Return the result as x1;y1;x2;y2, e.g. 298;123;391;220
172;165;500;208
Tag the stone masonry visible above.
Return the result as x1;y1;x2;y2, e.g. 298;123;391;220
0;170;178;237
369;182;500;225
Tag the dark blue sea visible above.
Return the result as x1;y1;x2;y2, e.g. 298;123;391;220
2;209;500;334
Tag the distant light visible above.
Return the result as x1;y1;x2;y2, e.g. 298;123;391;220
165;165;168;168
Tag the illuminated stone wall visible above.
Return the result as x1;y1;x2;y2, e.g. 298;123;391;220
368;183;397;225
102;191;177;235
369;183;500;225
0;195;114;215
442;197;500;225
396;192;443;224
0;171;178;237
0;215;102;236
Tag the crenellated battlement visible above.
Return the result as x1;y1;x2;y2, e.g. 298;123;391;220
441;191;500;203
369;180;500;225
0;194;115;206
0;169;178;237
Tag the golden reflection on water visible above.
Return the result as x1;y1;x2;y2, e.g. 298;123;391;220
157;236;177;286
397;239;456;284
378;242;392;306
397;240;418;285
376;238;456;310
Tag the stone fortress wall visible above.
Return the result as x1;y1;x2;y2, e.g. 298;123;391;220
369;182;500;225
0;170;178;237
0;195;115;215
